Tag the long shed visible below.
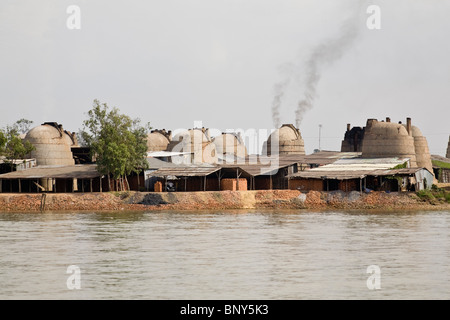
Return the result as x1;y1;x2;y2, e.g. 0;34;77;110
0;164;103;193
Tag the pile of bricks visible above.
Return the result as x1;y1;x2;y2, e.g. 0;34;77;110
154;181;163;192
220;178;247;191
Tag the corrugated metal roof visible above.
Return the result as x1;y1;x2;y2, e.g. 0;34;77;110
146;157;179;169
369;168;431;176
240;165;288;176
148;166;221;177
220;151;359;167
290;170;369;180
288;157;413;180
220;162;296;176
147;151;192;157
302;151;361;165
431;154;450;165
300;157;409;172
0;158;36;165
0;164;101;179
289;166;430;180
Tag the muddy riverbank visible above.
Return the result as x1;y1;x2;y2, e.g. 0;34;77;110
0;190;449;212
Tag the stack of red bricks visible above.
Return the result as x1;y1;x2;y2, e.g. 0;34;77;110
220;178;247;191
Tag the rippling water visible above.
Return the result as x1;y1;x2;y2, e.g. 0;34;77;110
0;209;449;299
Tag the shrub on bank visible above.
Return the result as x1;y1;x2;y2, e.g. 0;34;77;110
417;187;450;203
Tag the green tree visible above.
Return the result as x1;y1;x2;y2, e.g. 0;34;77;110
14;118;34;134
0;119;35;172
80;99;150;191
0;131;6;150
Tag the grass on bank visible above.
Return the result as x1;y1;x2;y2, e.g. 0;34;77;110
416;186;450;203
432;160;450;169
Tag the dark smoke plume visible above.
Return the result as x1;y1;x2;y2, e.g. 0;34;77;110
271;79;289;129
271;3;366;128
271;62;294;128
295;18;360;127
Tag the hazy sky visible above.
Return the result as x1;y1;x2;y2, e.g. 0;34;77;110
1;0;449;155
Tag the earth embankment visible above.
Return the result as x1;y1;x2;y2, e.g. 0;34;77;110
0;190;448;212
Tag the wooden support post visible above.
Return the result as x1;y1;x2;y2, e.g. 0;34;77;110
0;179;2;193
184;177;187;192
137;172;140;190
40;194;46;211
204;175;206;191
216;171;223;191
90;179;93;192
100;176;102;192
82;179;85;193
18;179;21;193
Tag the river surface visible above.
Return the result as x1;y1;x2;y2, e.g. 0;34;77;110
0;209;449;300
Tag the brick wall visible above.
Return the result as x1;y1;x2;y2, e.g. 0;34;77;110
288;178;323;192
338;179;359;192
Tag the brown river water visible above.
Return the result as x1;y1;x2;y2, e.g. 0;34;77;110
0;209;449;299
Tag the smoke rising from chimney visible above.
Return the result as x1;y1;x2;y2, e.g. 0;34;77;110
271;80;289;129
271;3;366;128
271;63;293;129
295;16;360;127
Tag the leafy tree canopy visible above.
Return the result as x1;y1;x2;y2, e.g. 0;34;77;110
0;119;35;171
80;99;150;190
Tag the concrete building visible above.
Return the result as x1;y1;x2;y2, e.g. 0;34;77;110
147;129;171;152
24;122;76;166
447;135;450;159
404;124;433;174
431;155;450;184
341;124;364;152
262;124;305;156
212;132;248;161
342;117;434;181
166;128;218;164
361;118;418;166
0;158;36;174
288;156;433;192
22;122;79;192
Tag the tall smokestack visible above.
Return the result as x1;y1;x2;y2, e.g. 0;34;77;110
347;123;351;132
367;119;377;128
406;118;412;136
